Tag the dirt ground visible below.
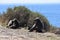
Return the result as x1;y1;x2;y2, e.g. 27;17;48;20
0;25;60;40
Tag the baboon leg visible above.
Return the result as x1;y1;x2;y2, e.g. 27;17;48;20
36;29;42;32
36;28;43;33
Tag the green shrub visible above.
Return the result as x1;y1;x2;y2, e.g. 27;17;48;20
0;6;55;32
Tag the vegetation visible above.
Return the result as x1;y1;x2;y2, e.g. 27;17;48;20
0;6;56;32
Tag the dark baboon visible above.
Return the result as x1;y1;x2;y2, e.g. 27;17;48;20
29;17;44;32
7;18;20;29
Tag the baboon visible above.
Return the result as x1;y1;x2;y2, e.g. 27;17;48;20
7;18;20;29
29;17;44;32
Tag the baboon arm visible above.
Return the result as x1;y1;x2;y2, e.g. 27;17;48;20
32;24;36;28
29;24;36;31
8;20;13;26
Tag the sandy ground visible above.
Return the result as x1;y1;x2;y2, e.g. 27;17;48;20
0;25;60;40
